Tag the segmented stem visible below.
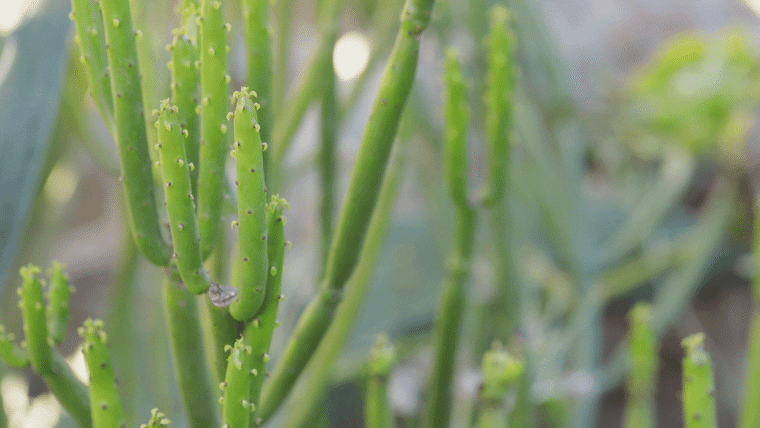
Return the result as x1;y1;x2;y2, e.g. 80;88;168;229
70;0;114;133
682;333;717;428
482;6;514;207
623;303;657;428
197;0;231;258
228;89;269;321
155;100;212;294
443;49;470;210
99;0;172;265
365;335;396;428
78;319;126;428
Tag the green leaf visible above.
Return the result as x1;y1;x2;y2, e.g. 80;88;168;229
0;0;71;290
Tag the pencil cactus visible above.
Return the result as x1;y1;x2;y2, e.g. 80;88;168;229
482;5;515;207
168;10;201;196
682;333;717;428
365;335;396;428
624;303;657;428
99;0;172;266
70;0;114;133
261;0;438;414
155;100;212;295
228;88;269;321
78;319;126;428
197;0;231;258
221;336;256;428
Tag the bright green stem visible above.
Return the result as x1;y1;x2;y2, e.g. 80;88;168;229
273;41;332;162
259;0;435;415
45;351;94;428
20;266;51;373
45;261;71;346
623;303;657;428
272;0;292;113
228;89;269;320
197;0;231;258
365;335;396;428
0;325;28;368
169;12;201;197
140;408;172;428
78;319;126;428
243;0;273;181
443;49;469;209
249;197;288;424
424;204;477;428
321;0;435;292
70;0;114;133
477;342;523;428
681;333;717;428
319;54;338;265
163;274;220;428
155;100;212;295
221;335;256;428
270;139;408;426
481;6;514;208
99;0;172;266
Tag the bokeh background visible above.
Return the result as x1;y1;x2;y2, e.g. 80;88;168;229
3;0;760;427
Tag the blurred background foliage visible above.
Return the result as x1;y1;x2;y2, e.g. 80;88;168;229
2;0;760;427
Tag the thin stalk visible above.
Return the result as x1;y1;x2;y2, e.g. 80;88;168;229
163;273;220;428
99;0;172;266
258;0;436;416
365;335;396;428
266;136;409;425
45;262;71;346
319;51;338;266
272;0;292;113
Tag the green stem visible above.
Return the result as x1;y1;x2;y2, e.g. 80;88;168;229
272;0;292;113
70;0;114;134
319;52;338;266
163;273;220;428
45;262;71;346
263;135;409;424
0;325;28;368
242;0;273;182
365;335;396;428
155;100;212;295
258;0;436;416
681;333;717;428
99;0;172;266
477;342;523;428
249;197;288;425
197;0;231;258
228;89;269;320
623;304;657;428
169;10;201;197
79;319;126;428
